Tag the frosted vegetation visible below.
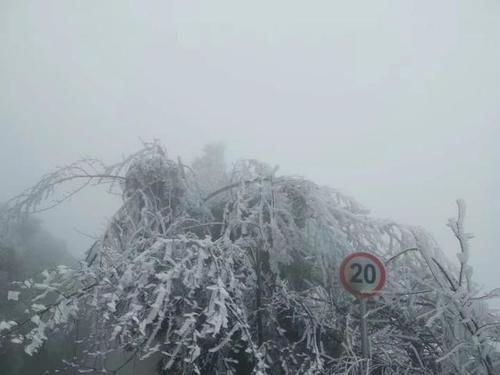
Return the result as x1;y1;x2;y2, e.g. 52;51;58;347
0;142;499;374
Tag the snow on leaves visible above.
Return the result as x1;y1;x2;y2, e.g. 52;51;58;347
1;142;499;374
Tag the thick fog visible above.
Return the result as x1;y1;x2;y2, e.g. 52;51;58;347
1;0;498;294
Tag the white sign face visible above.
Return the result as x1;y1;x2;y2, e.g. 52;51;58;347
339;252;386;298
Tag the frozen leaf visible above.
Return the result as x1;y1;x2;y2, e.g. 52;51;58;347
7;291;20;301
0;320;17;332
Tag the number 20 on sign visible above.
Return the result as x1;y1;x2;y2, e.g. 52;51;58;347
339;251;386;365
339;252;386;298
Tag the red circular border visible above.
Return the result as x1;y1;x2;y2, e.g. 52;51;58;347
339;252;386;298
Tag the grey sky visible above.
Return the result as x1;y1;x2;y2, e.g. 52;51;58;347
1;1;499;293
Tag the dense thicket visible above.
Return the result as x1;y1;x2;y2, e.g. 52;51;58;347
1;142;499;374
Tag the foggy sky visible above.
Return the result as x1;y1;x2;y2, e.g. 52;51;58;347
1;1;499;295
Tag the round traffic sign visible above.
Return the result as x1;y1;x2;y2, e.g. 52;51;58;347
339;252;386;298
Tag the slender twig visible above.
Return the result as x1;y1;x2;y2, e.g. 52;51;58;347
385;247;418;265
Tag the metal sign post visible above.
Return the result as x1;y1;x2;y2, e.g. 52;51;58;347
339;252;386;374
359;298;369;359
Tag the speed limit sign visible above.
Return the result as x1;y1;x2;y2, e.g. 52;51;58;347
339;252;386;298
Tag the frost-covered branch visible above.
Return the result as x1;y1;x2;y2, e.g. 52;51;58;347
1;143;499;374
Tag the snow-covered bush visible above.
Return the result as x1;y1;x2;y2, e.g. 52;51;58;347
1;142;498;374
